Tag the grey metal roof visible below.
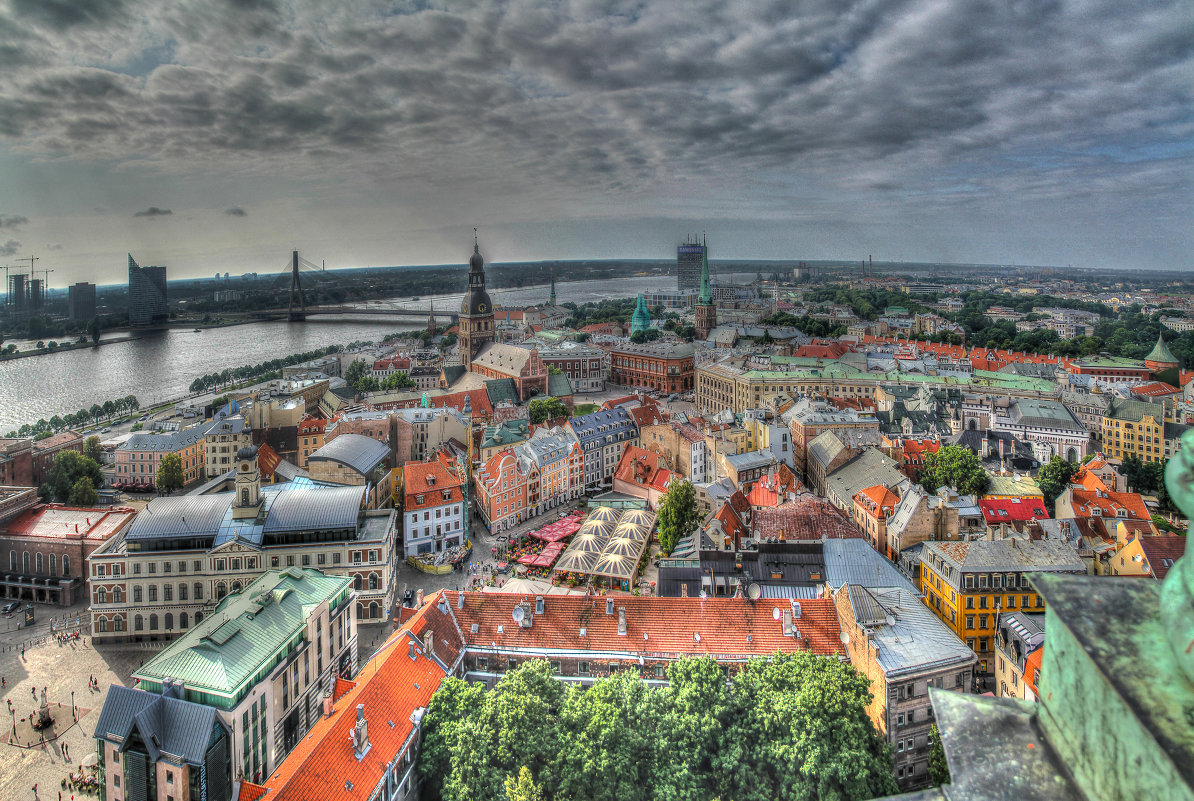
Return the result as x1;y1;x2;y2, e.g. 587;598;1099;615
308;433;390;474
262;485;364;533
824;449;905;504
1007;399;1085;432
823;539;919;594
844;585;976;677
95;685;223;766
126;495;235;541
118;426;208;453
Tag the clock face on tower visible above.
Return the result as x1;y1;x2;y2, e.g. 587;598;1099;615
477;303;488;312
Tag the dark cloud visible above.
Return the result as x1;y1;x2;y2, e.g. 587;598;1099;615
0;239;20;258
9;0;129;29
46;243;64;250
0;215;28;228
133;206;172;217
224;207;247;216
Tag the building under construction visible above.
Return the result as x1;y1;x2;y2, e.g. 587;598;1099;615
4;273;46;316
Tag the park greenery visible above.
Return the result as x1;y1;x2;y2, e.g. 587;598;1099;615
917;444;991;497
187;345;342;394
528;397;569;425
39;451;104;504
563;298;637;330
419;656;898;801
656;479;700;556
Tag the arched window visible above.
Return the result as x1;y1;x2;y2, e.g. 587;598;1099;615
22;552;29;574
217;582;227;600
149;614;158;630
49;554;56;576
8;551;13;571
195;612;203;624
35;553;43;574
164;613;173;631
112;588;122;603
134;615;144;631
353;574;362;590
369;602;379;619
231;581;242;594
368;573;378;590
114;617;125;632
241;488;249;505
180;612;189;629
62;555;69;576
96;618;108;633
356;602;365;619
194;583;203;600
97;588;106;604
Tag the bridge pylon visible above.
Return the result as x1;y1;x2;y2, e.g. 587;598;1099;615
287;250;306;321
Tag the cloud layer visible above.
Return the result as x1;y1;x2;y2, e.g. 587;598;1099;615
0;0;1189;276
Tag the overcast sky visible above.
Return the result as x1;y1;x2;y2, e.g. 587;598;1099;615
0;0;1190;286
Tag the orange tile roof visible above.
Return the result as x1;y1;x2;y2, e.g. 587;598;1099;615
2;504;136;541
613;445;669;487
298;415;327;434
979;498;1050;524
746;482;779;508
258;632;445;801
754;495;861;541
1024;647;1043;697
447;591;844;660
403;459;463;510
854;485;899;519
256;442;282;479
1071;468;1110;493
332;677;356;702
709;502;750;548
238;782;268;801
1067;488;1149;521
1131;381;1179;398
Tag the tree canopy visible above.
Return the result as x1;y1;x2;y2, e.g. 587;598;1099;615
419;655;896;801
83;435;102;463
40;451;103;503
657;479;700;556
69;476;98;506
528;397;568;424
381;371;417;391
1037;456;1079;511
917;444;990;496
157;453;185;494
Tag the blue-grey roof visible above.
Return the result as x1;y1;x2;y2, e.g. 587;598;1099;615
203;416;247;436
308;433;390;474
569;407;636;445
843;585;976;677
94;684;224;765
262;485;364;533
128;495;235;540
824;539;919;594
118;426;208;453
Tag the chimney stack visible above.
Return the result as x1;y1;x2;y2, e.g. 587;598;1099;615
352;704;370;758
323;692;334;718
681;583;689;598
415;589;424;608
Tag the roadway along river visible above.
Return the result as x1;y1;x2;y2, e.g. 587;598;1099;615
0;274;702;432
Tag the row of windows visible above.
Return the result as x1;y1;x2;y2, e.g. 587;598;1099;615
9;551;69;576
94;610;201;633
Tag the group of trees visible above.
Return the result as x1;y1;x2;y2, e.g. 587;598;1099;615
656;479;700;555
5;395;139;439
563;298;637;329
528;397;568;424
1036;456;1079;510
420;656;898;801
757;312;848;339
803;287;933;322
187;345;341;394
629;328;662;344
39;450;104;505
917;444;991;496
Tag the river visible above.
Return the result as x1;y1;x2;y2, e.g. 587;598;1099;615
0;273;741;432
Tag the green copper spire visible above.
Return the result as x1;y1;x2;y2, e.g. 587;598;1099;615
1146;330;1178;365
630;293;652;335
698;239;712;306
549;268;556;306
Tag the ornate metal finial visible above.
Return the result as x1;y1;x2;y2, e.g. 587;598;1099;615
1161;428;1194;685
473;227;479;252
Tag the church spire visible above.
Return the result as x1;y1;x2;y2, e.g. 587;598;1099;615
549;267;557;306
698;242;712;306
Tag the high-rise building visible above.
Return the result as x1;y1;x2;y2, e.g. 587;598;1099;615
68;282;97;322
677;237;706;291
128;253;168;327
27;278;43;311
458;233;495;369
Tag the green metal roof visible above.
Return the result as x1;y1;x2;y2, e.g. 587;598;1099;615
132;568;351;707
1145;332;1179;365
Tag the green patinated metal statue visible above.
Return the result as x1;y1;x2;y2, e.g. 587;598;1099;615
1162;428;1194;685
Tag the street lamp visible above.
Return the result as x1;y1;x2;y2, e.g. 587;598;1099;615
71;691;75;721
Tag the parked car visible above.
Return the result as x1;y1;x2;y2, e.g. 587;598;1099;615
2;601;20;617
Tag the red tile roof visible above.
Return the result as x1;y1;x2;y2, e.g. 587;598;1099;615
708;501;750;549
854;485;900;519
1131;381;1179;398
403;457;463;511
753;495;861;541
256;442;282;479
613;445;673;488
238;783;268;801
979;498;1050;524
1024;647;1043;697
446;591;844;660
2;504;136;541
1138;535;1186;579
256;631;445;801
332;677;356;702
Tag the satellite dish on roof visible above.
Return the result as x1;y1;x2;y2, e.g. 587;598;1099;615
511;606;525;623
885;613;897;627
840;631;850;645
772;606;782;621
747;583;761;600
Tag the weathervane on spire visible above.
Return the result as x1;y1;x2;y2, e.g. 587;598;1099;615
473;227;478;251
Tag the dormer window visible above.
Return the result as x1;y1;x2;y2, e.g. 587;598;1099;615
416;494;424;504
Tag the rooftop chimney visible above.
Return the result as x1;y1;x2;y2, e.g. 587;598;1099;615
681;583;689;598
322;692;333;718
415;589;424;608
618;608;627;636
352;704;370;759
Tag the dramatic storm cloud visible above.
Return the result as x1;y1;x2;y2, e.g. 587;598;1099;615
0;0;1189;282
133;206;173;218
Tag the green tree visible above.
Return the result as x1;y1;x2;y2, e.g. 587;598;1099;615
69;476;98;506
419;677;487;801
721;652;897;801
1037;456;1079;511
88;317;101;345
83;435;102;463
629;328;662;344
650;657;733;801
555;670;655;801
41;451;103;503
928;725;950;786
381;372;417;391
657;479;700;555
157;453;185;494
918;444;990;496
528;397;568;424
503;767;545;801
344;358;369;387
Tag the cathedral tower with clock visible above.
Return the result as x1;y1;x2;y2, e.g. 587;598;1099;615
458;231;495;369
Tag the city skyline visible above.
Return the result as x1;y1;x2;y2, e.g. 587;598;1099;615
0;1;1189;285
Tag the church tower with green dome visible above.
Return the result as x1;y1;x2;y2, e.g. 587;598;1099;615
630;293;652;336
694;236;717;340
